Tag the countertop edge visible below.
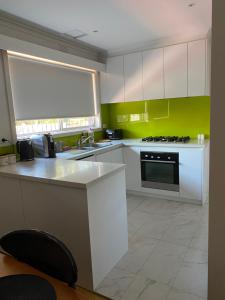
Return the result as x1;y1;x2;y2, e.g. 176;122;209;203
0;162;126;190
56;143;123;160
112;139;209;148
85;164;126;188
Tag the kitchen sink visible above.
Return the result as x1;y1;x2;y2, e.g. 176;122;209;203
77;142;112;151
65;149;87;155
61;142;112;155
79;146;98;151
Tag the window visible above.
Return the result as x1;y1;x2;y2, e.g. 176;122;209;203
16;115;100;137
8;51;100;138
8;54;97;120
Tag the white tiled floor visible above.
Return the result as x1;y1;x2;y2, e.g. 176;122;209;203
96;194;208;300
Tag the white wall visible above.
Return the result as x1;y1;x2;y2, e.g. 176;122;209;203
0;34;105;72
208;1;225;299
206;30;211;96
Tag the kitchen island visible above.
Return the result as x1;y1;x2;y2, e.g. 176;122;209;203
0;158;128;291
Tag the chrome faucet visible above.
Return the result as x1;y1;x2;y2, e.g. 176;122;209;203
77;129;94;147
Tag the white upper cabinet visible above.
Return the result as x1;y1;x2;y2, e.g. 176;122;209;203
142;48;164;100
100;56;124;103
124;52;143;102
100;39;207;103
164;43;188;98
188;40;206;97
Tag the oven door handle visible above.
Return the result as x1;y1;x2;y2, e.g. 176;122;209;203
141;160;176;164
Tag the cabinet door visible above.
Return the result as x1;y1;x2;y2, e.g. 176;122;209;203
179;148;203;201
124;52;143;102
123;146;141;190
0;177;25;236
96;148;124;164
143;48;164;100
100;56;124;103
188;40;206;96
164;43;188;98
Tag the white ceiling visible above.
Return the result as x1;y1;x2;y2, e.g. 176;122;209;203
0;0;212;55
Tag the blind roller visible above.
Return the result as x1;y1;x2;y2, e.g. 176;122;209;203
8;56;96;120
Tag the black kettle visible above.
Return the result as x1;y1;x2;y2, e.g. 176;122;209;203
16;139;34;161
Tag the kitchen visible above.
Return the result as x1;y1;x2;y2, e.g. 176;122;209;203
0;1;212;300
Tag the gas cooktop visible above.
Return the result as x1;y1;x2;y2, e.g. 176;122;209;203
141;136;191;143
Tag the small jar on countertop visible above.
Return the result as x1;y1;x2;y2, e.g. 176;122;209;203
197;134;205;143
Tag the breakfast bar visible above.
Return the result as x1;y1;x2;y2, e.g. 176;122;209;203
0;159;128;291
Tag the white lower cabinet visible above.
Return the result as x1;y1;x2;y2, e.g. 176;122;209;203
76;145;206;204
179;148;203;201
123;146;141;191
95;148;123;164
0;177;25;236
122;145;207;204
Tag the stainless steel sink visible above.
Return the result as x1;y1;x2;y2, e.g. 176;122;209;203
77;143;111;151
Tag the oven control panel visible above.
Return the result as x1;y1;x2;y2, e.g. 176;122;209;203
140;151;179;162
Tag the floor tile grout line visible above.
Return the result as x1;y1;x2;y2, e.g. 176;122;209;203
165;287;207;300
98;196;208;300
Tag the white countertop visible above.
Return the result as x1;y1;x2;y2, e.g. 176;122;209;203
0;138;208;189
110;138;209;148
56;143;122;160
0;158;125;189
56;139;208;161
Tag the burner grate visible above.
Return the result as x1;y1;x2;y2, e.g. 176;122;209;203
141;136;190;143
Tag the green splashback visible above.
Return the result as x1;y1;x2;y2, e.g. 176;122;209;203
0;132;104;156
54;131;104;146
0;145;15;156
0;96;210;154
101;96;210;139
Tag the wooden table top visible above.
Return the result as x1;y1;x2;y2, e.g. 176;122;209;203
0;252;109;300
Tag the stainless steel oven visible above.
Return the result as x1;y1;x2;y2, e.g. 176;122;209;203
141;151;179;192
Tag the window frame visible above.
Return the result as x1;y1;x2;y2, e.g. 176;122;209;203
5;51;102;141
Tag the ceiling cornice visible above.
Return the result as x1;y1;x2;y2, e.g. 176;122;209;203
0;9;107;63
107;33;209;57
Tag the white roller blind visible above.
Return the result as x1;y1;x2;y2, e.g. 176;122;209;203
8;55;96;120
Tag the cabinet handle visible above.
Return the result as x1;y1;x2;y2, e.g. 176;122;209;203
141;160;176;164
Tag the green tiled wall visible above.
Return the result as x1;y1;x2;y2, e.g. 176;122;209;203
101;96;210;139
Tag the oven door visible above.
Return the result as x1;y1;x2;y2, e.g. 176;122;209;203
141;160;179;192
